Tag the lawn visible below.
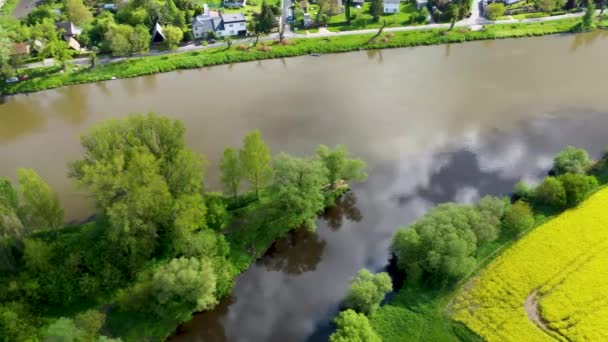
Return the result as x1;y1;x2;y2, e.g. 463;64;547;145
307;2;424;32
451;187;608;341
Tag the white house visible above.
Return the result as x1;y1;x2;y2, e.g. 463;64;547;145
415;0;427;9
383;0;400;13
192;8;247;39
224;0;246;8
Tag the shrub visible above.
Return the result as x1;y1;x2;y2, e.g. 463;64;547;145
503;200;534;235
329;309;381;342
343;269;392;315
514;180;533;200
486;3;506;20
558;173;598;207
535;176;566;208
553;146;591;175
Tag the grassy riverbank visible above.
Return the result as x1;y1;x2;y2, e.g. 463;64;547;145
364;151;608;342
1;18;583;96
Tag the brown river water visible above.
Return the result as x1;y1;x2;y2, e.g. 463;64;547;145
2;31;608;341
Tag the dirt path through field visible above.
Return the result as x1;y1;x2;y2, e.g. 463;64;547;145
524;291;551;333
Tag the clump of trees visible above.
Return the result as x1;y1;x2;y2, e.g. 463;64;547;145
329;309;381;342
343;269;392;314
391;197;510;284
486;3;506;20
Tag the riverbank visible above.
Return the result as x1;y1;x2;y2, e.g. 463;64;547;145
364;151;608;341
0;17;584;96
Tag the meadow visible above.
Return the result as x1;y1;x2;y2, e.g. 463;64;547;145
451;187;608;341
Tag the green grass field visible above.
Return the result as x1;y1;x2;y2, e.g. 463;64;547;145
325;2;423;32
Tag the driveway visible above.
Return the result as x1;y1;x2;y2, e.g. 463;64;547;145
12;0;41;18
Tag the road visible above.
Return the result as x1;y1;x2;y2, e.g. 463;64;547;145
18;9;595;70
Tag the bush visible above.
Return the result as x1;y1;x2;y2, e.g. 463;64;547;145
204;192;229;231
514;180;533;200
553;146;591;175
558;173;598;207
503;200;534;235
535;176;566;208
486;3;506;20
343;269;392;315
329;309;381;342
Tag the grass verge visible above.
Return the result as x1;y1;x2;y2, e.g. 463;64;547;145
1;18;584;96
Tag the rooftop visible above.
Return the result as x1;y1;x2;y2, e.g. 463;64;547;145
220;13;246;23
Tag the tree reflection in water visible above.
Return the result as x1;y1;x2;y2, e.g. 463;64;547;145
168;296;234;342
257;228;326;275
321;191;363;230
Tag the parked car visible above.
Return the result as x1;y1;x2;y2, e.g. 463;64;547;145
208;38;216;44
5;77;19;83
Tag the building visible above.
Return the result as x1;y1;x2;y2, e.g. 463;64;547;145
220;13;247;36
0;0;5;10
56;22;83;40
11;43;30;57
152;22;166;42
383;0;400;13
303;13;312;27
224;0;246;8
192;7;247;39
416;0;427;9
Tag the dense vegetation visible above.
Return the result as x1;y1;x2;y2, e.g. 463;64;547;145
0;113;367;340
330;145;608;341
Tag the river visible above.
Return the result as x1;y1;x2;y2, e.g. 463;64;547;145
2;31;608;341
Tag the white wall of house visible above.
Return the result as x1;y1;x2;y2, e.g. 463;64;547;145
383;2;399;13
193;26;205;39
217;22;246;36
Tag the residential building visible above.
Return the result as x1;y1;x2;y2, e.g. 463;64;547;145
224;0;246;8
416;0;428;9
152;22;166;42
192;8;247;39
383;0;400;13
11;43;30;57
56;22;83;40
303;13;312;27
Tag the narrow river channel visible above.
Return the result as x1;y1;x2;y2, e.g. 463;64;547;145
2;31;608;341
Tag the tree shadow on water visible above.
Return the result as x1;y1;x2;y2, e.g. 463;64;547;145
256;228;326;275
321;191;363;231
168;296;234;342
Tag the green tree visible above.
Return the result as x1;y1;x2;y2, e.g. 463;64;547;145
486;2;506;20
220;147;242;201
503;200;534;235
344;0;353;24
104;24;151;56
0;26;14;79
269;153;328;231
43;39;74;71
536;0;556;12
43;317;81;341
558;173;598;207
343;269;392;315
18;169;64;235
514;180;533;200
370;0;383;21
391;203;487;282
582;0;596;30
150;257;217;317
446;3;459;30
329;309;381;342
204;192;228;230
163;25;183;50
535;176;567;208
64;0;93;27
553;146;591;175
251;1;276;44
316;144;367;189
69;113;206;268
239;130;272;199
74;310;106;341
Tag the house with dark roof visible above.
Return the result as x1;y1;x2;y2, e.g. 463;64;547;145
56;22;83;40
192;6;247;39
152;22;166;42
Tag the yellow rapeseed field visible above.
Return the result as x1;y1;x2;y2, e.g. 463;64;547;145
451;187;608;341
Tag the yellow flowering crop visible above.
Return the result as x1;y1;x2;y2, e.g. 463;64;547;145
451;188;608;341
